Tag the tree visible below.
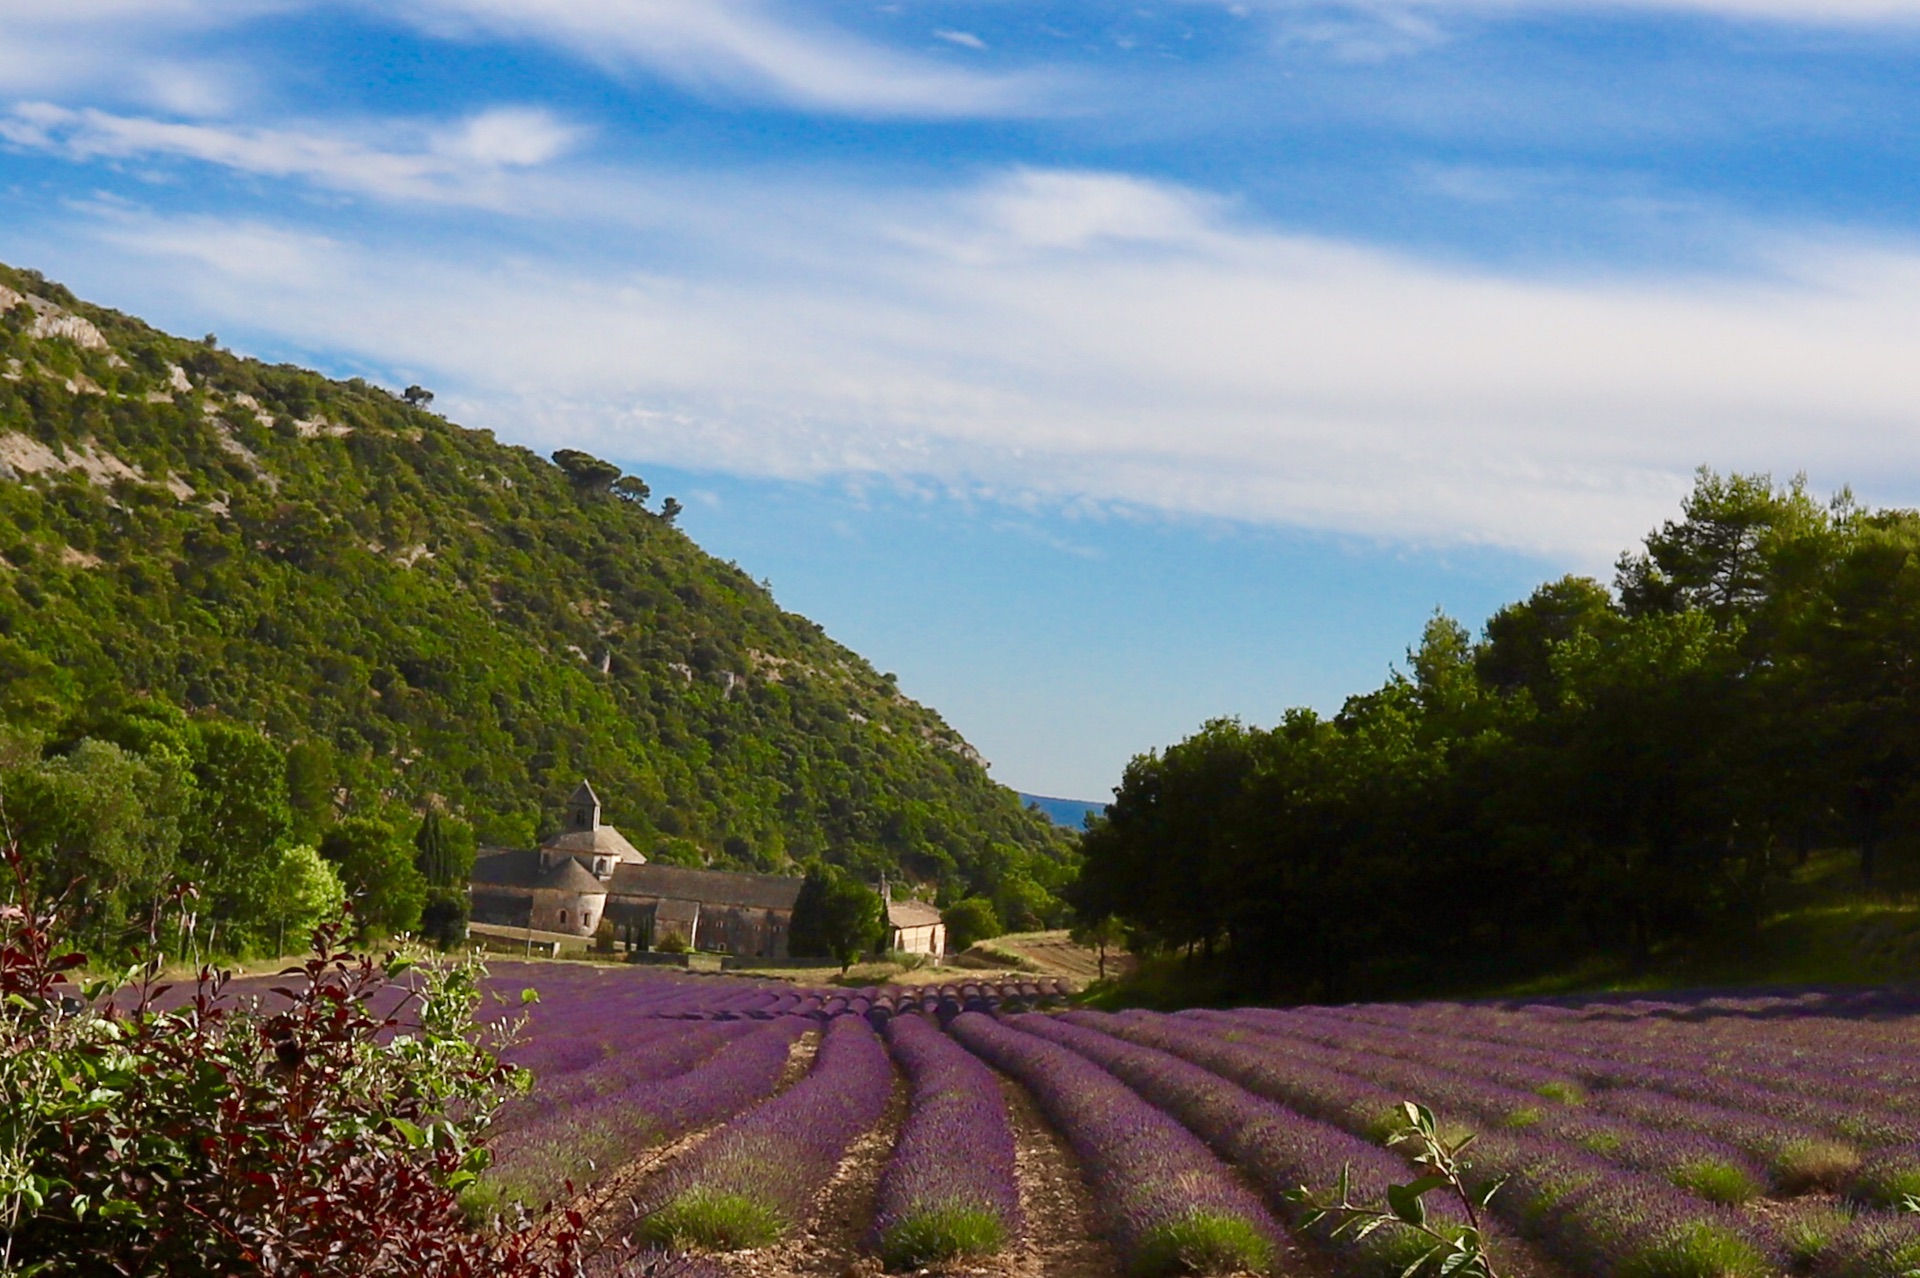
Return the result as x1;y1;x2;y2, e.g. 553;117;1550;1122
401;385;434;408
611;475;651;506
1069;913;1124;981
1;739;187;958
180;722;293;951
941;896;1002;952
263;842;346;956
659;496;683;526
320;817;427;938
788;862;884;971
419;887;469;950
285;739;337;842
1477;576;1619;703
550;448;622;491
413;811;475;888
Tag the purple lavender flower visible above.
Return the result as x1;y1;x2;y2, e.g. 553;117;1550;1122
868;1013;1022;1268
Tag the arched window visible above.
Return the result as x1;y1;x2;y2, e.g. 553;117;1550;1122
559;910;568;928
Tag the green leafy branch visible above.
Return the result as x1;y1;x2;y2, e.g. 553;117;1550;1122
1285;1102;1507;1278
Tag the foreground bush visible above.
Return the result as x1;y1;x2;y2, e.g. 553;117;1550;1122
0;843;609;1277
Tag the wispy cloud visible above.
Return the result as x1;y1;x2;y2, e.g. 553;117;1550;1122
0;1;278;107
65;167;1920;563
1220;0;1920;27
1;104;582;203
383;0;1060;117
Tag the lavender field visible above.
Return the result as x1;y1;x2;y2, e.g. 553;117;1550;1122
475;968;1920;1278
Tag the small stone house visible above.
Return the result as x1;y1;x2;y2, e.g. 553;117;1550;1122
886;895;946;956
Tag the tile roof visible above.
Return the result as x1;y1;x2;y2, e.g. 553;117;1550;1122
887;899;944;928
609;863;803;911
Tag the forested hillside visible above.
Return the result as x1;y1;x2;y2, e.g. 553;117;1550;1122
1076;471;1920;1002
0;263;1072;955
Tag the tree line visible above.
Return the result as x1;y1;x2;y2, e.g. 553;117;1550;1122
1;698;473;962
1072;471;1920;1000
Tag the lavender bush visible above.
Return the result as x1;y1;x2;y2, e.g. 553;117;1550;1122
868;1013;1022;1269
1092;1011;1779;1278
1017;1012;1458;1278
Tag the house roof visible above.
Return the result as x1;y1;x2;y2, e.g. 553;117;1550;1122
887;899;944;929
568;779;600;808
471;847;543;888
540;824;645;864
535;856;608;895
472;847;610;895
609;863;803;911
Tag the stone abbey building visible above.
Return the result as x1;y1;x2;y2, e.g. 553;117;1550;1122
470;781;950;959
469;781;806;958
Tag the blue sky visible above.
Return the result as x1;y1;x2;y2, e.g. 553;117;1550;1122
5;1;1920;798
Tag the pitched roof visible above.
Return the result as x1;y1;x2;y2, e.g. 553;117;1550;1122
541;824;645;863
471;848;609;895
568;779;600;808
535;856;609;895
471;847;543;888
609;863;803;911
887;899;944;929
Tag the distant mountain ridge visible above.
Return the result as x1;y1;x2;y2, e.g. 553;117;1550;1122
0;263;1074;916
1019;793;1105;830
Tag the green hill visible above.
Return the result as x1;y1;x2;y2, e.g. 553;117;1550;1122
0;263;1073;927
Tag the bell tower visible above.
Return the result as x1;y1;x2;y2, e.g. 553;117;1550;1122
565;779;601;833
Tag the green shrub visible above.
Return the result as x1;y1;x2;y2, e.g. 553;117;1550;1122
1775;1202;1854;1268
1847;1156;1920;1209
638;1188;785;1251
877;1204;1006;1269
1620;1223;1770;1278
1772;1138;1861;1194
1132;1210;1273;1277
1669;1158;1761;1205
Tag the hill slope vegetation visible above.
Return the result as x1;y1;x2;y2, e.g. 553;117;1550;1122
0;262;1072;952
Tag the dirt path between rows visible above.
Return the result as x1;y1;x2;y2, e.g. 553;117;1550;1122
987;1072;1124;1278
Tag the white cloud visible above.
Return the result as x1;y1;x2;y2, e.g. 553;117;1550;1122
1221;0;1920;25
382;0;1059;117
934;29;989;50
2;104;582;204
59;168;1920;562
0;1;278;108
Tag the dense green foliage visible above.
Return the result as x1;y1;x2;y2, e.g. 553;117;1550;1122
788;861;887;969
1077;470;1920;1000
939;896;1004;952
0;263;1071;956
